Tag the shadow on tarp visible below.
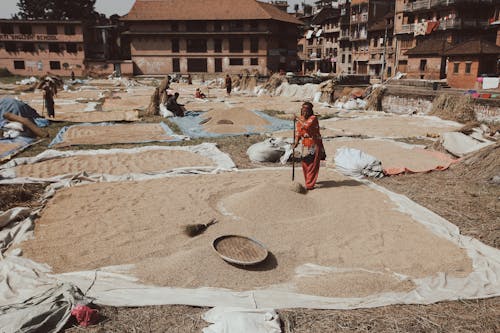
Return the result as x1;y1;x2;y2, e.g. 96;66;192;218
169;110;293;138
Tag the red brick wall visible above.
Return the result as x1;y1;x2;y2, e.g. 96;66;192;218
446;56;479;89
406;56;442;80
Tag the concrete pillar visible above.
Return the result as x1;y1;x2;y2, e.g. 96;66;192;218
207;57;215;73
180;58;187;73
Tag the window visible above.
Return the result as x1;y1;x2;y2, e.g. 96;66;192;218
171;22;178;32
215;58;223;72
214;39;222;53
66;43;77;53
250;21;258;31
342;54;345;63
213;21;222;32
48;43;60;53
19;24;32;34
308;39;313;46
46;24;58;35
465;62;472;74
250;38;259;53
5;42;17;52
187;58;207;72
64;25;75;35
50;61;61;70
250;58;258;65
171;39;179;52
1;24;14;34
187;39;207;52
172;58;180;72
229;58;243;66
453;62;460;74
21;43;35;52
186;21;205;32
348;54;352;63
419;59;427;71
14;60;25;69
229;39;244;53
229;21;243;31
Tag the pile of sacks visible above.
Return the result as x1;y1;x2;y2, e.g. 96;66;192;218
247;137;292;163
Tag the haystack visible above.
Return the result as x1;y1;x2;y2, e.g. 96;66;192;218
262;73;286;94
364;85;386;111
319;79;337;103
430;94;476;123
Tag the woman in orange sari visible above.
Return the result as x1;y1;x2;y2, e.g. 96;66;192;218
293;102;325;190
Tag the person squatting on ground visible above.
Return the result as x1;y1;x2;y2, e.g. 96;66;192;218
293;102;326;190
42;81;56;118
166;92;186;117
195;88;206;99
225;74;232;96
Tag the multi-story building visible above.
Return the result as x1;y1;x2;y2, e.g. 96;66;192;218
368;12;396;79
0;19;85;76
338;0;353;74
394;0;497;80
350;0;394;75
120;0;303;75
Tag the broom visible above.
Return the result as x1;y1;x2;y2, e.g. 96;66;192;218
184;218;218;237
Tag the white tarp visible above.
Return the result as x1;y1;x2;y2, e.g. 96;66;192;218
441;132;494;157
0;255;86;333
202;308;281;333
0;143;236;184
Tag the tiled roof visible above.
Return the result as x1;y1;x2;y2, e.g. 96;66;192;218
121;0;303;25
445;39;500;56
405;39;452;56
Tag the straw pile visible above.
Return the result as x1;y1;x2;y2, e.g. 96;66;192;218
262;73;286;94
365;85;386;111
430;94;476;123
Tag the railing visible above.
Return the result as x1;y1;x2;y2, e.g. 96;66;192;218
397;23;415;34
403;0;493;12
438;18;462;29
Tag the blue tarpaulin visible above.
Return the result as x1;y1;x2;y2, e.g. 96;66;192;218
169;110;293;138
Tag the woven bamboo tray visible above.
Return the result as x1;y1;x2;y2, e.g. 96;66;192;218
212;235;268;265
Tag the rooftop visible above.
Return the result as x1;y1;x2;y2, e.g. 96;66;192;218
405;38;452;56
121;0;304;25
445;39;500;56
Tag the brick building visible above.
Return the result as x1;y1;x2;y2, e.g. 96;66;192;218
368;12;396;79
394;0;497;78
0;19;85;76
120;0;303;75
405;38;451;79
445;39;500;89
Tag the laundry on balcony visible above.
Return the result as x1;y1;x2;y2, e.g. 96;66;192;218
414;22;427;36
306;30;314;39
315;29;323;37
426;21;440;34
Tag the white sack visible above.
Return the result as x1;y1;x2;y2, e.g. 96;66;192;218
3;129;21;139
159;104;175;118
334;147;384;178
343;100;358;110
441;132;494;157
3;122;24;131
247;138;291;163
202;307;281;333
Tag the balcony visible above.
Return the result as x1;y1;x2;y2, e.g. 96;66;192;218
396;23;415;34
438;18;462;29
402;0;493;12
351;13;369;24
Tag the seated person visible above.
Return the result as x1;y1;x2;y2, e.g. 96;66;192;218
166;92;186;117
195;88;206;99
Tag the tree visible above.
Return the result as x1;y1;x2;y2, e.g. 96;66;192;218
16;0;99;21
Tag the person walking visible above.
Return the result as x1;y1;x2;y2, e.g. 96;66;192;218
293;102;325;190
225;74;232;96
42;82;56;118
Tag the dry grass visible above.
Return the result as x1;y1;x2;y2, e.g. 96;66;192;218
430;94;476;124
0;183;45;211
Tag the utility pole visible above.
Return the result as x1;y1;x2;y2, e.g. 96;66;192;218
380;23;388;81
